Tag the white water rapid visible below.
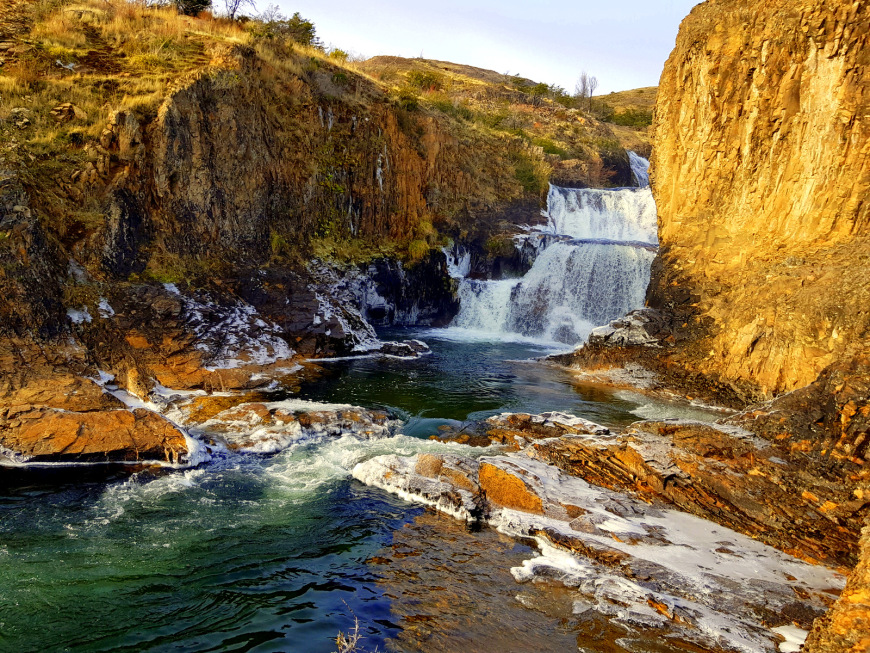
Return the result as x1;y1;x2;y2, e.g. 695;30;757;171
448;152;657;345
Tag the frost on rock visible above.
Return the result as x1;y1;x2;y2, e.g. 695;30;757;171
352;447;845;653
179;398;400;455
97;298;115;318
66;307;92;324
178;293;295;370
305;262;434;357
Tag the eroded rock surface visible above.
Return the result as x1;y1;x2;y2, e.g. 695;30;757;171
0;406;188;464
354;439;845;653
649;0;870;399
806;520;870;653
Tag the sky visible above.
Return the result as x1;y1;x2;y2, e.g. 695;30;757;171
269;0;701;94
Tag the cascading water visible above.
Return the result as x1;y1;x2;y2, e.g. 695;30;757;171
628;150;650;188
449;152;657;345
544;185;657;245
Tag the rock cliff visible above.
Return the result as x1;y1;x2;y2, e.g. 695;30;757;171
645;1;870;647
649;0;870;400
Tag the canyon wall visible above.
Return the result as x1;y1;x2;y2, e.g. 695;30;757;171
649;0;870;399
646;2;870;648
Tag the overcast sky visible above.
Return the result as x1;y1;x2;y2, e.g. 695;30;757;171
268;0;701;93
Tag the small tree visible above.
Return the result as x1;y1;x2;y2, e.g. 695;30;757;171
587;75;599;110
530;82;549;106
574;71;599;111
175;0;211;15
224;0;255;20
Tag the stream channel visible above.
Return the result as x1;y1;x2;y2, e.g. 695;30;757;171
0;327;725;653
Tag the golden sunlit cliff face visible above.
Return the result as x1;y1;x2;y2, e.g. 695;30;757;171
649;0;870;399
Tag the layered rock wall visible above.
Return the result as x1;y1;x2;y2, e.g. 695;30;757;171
648;1;870;647
649;0;870;398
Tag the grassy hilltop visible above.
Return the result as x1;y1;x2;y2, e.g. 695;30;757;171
1;0;651;275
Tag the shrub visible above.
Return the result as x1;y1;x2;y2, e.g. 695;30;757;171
532;137;568;158
328;48;349;63
249;9;321;47
175;0;211;16
606;108;653;127
429;95;473;121
511;151;549;195
407;239;430;262
407;70;442;92
395;88;419;111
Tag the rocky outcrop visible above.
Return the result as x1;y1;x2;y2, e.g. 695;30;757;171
0;405;188;464
354;419;847;653
649;0;870;399
806;520;870;653
434;411;868;570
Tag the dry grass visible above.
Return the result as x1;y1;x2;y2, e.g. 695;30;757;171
358;56;618;167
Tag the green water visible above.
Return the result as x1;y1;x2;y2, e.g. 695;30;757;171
0;329;720;652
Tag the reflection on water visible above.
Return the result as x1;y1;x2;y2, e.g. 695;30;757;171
297;329;651;438
373;512;723;653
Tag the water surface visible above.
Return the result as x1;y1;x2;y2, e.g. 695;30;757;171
0;330;720;652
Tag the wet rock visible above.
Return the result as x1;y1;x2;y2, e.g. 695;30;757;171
182;398;396;453
354;447;845;653
77;283;297;392
436;411;610;450
530;419;868;570
354;453;484;520
377;339;430;358
479;460;544;514
0;406;188;464
586;308;670;348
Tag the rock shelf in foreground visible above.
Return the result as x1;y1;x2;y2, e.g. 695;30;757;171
353;417;847;653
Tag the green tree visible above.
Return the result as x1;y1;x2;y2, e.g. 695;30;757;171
253;6;320;47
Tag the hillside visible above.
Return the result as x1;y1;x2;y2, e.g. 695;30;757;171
0;0;644;462
594;86;656;156
357;55;636;189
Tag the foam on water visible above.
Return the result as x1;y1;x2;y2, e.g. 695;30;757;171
613;389;735;422
82;433;484;531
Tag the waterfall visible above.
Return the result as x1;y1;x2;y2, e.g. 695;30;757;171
544;185;657;245
505;242;655;343
448;153;658;345
628;151;650;188
452;278;521;332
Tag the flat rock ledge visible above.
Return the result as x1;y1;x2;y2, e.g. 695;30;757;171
354;447;843;653
353;410;870;653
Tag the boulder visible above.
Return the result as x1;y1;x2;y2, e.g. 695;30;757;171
50;103;88;123
0;406;189;463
